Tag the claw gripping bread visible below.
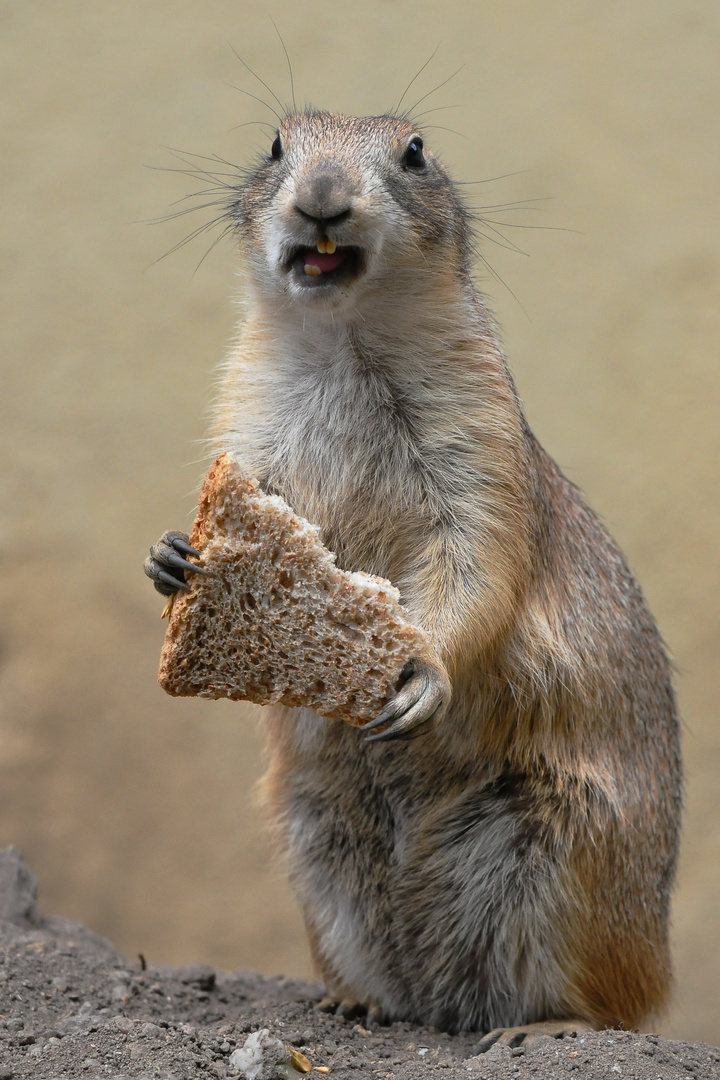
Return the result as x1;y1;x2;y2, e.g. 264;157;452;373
158;453;430;723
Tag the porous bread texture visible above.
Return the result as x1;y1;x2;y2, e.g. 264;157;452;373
158;454;431;724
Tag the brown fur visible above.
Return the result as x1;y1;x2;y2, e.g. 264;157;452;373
204;110;681;1033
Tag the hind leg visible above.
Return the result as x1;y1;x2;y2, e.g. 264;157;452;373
389;776;581;1032
394;772;671;1033
305;919;385;1025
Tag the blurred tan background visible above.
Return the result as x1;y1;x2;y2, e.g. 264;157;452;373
1;0;718;1045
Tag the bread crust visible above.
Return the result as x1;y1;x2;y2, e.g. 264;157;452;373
158;453;431;723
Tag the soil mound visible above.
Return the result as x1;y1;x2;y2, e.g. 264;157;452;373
0;848;717;1079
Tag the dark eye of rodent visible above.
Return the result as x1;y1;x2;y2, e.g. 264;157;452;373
403;138;425;169
271;134;282;161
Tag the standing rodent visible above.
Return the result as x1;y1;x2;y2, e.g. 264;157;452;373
145;110;682;1040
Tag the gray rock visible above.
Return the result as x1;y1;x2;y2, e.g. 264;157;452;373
0;848;40;926
228;1029;288;1079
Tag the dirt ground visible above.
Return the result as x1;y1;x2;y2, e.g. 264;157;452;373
2;848;719;1080
0;0;719;1051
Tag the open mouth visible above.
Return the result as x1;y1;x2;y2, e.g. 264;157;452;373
285;242;365;288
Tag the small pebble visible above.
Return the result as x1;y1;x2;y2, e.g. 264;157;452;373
177;963;216;991
139;1022;162;1038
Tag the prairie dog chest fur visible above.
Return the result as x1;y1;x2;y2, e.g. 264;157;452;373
200;109;682;1035
225;305;502;582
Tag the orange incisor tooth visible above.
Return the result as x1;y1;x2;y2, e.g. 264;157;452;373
325;239;337;254
304;264;322;276
316;239;327;254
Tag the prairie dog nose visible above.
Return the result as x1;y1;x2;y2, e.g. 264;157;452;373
293;165;357;225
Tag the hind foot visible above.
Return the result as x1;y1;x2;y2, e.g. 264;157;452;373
316;996;384;1026
474;1019;594;1054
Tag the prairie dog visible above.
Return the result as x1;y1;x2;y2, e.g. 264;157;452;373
145;111;682;1038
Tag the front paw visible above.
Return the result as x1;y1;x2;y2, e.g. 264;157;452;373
361;656;451;742
143;530;208;596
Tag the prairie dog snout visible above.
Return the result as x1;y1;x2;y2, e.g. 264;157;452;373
233;113;468;314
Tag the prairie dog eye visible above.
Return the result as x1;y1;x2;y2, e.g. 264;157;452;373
403;137;425;169
271;134;283;160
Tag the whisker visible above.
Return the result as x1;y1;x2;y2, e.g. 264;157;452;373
156;146;250;181
270;16;297;113
455;171;530;186
190;223;236;276
466;197;554;211
406;65;465;117
410;104;463;122
164;148;247;171
168;185;236;204
149;161;240;187
146;166;236;190
474;250;529;316
477;218;578;234
225;81;283;123
141;200;231;226
227;40;287;116
168;186;237;206
474;221;530;257
228;119;278;135
392;44;441;116
149;214;232;266
419;124;468;140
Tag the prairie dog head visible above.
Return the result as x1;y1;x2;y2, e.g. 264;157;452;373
230;112;472;322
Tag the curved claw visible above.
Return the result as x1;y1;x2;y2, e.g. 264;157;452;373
156;569;191;593
474;1029;512;1054
164;549;209;576
361;710;397;735
362;666;426;733
365;702;442;743
362;657;451;743
171;537;202;560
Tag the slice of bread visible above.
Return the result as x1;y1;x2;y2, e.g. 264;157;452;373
158;453;430;724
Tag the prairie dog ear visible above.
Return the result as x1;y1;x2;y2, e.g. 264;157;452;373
158;453;431;725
